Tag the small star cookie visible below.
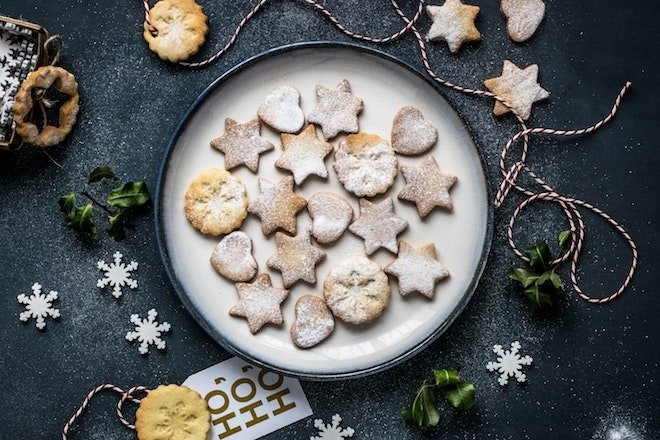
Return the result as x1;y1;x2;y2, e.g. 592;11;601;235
349;198;408;255
483;60;549;120
308;79;364;139
275;125;333;185
427;0;481;54
210;118;273;172
248;176;307;235
267;229;326;288
229;274;289;334
385;241;449;298
398;155;457;218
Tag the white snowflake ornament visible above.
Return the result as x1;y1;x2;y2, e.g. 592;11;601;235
97;251;138;298
17;283;60;330
125;309;171;355
486;341;533;386
311;414;354;440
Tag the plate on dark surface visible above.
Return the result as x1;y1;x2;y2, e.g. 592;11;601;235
156;42;492;379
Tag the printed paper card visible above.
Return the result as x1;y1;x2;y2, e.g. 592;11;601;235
183;356;313;440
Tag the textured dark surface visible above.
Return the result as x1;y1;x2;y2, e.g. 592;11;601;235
0;1;658;439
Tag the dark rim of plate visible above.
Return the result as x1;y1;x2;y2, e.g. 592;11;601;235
154;41;494;381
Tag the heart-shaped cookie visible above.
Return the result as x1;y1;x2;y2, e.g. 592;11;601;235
501;0;545;43
290;295;335;349
257;85;305;133
391;106;438;155
210;231;257;282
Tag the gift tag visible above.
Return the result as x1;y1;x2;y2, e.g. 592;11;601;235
183;357;313;440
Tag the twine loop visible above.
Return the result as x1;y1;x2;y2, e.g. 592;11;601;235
62;384;151;439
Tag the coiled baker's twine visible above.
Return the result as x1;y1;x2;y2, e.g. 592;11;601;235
61;384;150;439
140;0;637;303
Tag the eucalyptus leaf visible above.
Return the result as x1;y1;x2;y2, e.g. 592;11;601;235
58;193;76;219
445;382;475;411
107;211;126;241
88;166;115;183
69;203;96;235
558;230;572;247
107;181;151;208
433;369;461;388
526;242;553;272
508;267;539;288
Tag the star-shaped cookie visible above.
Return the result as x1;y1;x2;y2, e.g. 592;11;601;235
385;241;449;298
229;274;289;334
483;60;549;120
275;124;333;185
427;0;481;54
398;155;457;218
349;198;408;255
267;229;326;288
210;118;273;172
248;176;307;235
307;79;364;140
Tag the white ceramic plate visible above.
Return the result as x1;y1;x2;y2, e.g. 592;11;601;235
156;43;492;379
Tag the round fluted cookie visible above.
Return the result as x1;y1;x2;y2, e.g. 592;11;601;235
135;384;211;440
323;256;390;325
184;168;248;236
333;133;398;198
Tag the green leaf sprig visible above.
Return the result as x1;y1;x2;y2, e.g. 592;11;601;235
59;166;151;241
402;369;475;429
507;230;571;313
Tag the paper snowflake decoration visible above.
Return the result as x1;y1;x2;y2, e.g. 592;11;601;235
310;414;354;440
125;309;171;355
17;283;60;330
486;341;533;386
97;251;138;298
0;33;19;62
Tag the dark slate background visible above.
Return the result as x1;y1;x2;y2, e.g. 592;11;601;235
1;1;658;439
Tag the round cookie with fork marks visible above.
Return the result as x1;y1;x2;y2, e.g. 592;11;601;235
323;256;390;325
184;168;248;236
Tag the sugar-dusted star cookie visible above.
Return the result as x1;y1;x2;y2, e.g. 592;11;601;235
501;0;545;43
267;228;326;288
398;155;457;217
483;60;549;120
275;124;333;185
210;118;273;172
308;79;364;140
427;0;481;54
385;241;449;298
349;198;408;255
229;274;289;334
248;176;307;235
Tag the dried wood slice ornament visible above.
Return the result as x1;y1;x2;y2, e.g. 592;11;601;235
13;65;79;147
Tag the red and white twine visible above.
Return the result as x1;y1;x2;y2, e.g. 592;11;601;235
62;384;150;439
137;0;638;300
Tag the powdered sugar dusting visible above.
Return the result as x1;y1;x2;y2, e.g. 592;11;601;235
210;231;258;282
591;405;648;440
291;295;335;348
308;192;353;244
257;85;305;133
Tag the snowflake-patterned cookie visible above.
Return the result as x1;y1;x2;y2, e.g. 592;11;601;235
310;414;354;440
486;341;533;386
17;283;60;330
125;308;171;355
97;251;138;299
